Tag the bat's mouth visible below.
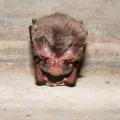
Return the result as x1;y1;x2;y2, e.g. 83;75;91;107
41;69;72;83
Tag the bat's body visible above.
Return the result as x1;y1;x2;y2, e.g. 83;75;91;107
29;13;88;87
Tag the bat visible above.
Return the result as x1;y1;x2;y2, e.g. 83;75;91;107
29;13;88;87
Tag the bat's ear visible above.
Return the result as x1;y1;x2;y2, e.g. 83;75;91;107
29;18;37;41
29;25;32;41
32;18;37;30
79;20;88;36
86;30;88;36
32;18;37;25
34;36;52;58
79;20;83;24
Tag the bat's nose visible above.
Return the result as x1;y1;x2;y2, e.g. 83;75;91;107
50;67;62;76
48;59;64;76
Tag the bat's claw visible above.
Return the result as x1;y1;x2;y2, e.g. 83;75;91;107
56;81;65;86
44;77;57;87
46;82;57;87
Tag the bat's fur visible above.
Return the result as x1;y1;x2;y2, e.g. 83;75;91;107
30;13;87;53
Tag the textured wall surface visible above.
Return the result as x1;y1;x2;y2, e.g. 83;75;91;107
0;0;120;74
0;1;120;120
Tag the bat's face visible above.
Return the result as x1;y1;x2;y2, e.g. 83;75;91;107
33;36;84;77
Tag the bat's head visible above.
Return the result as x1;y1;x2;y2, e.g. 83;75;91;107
30;13;88;78
33;36;85;76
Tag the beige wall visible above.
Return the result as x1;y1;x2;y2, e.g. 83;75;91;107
0;0;120;74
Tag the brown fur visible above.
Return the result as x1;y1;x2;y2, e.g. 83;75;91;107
31;13;87;54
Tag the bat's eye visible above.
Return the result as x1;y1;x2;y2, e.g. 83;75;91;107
64;60;73;68
64;60;68;65
64;60;71;65
46;59;51;64
39;55;48;61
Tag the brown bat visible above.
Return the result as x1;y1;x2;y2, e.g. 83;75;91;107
29;13;88;87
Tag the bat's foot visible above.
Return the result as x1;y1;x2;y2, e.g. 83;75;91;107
63;78;76;87
56;68;77;87
55;78;75;87
36;76;56;87
36;80;46;86
46;81;57;87
56;81;65;86
36;77;76;87
36;79;57;87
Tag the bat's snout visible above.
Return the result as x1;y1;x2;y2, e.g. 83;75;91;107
45;58;64;76
49;66;63;76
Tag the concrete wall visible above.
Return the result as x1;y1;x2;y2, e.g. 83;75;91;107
0;0;120;74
